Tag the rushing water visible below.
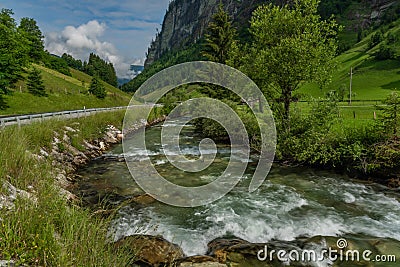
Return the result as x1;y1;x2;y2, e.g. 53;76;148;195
77;122;400;257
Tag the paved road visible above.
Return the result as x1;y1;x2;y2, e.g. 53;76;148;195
0;104;157;128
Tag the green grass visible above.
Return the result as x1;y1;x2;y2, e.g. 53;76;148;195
0;109;159;266
1;64;133;116
294;18;400;131
298;19;400;102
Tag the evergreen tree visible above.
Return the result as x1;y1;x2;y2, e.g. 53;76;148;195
89;76;106;99
84;53;118;87
202;4;237;64
61;53;83;70
18;17;44;62
378;92;400;136
201;5;239;102
27;67;47;97
0;94;8;110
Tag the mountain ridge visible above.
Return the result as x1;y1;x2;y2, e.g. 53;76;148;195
145;0;400;67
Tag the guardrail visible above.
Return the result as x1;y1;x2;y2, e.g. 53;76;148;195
0;106;129;128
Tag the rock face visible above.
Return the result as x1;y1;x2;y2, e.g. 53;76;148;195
145;0;397;67
144;0;265;67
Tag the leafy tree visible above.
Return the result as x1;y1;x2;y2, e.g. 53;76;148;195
18;17;44;62
89;76;106;99
27;67;47;97
202;4;237;64
238;0;339;132
0;8;29;107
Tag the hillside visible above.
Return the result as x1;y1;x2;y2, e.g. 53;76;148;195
298;18;400;101
145;0;400;66
0;64;132;116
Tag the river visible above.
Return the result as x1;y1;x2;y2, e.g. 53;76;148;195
76;121;400;259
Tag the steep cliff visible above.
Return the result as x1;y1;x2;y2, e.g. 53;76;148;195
144;0;399;67
144;0;267;67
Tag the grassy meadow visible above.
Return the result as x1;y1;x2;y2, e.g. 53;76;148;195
1;64;132;116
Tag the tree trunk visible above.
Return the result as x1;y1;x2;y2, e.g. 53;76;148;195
282;88;291;133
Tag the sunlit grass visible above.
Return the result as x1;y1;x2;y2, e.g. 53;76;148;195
0;109;156;266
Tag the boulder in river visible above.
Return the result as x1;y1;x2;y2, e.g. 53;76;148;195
115;234;185;266
206;237;303;267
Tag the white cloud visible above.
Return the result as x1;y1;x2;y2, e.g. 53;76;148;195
45;20;139;78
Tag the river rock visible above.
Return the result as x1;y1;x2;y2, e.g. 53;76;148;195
207;238;272;267
302;234;400;267
115;235;185;266
177;256;227;267
0;180;37;210
132;194;156;205
206;237;314;267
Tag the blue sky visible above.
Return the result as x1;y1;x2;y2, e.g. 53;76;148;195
0;0;171;77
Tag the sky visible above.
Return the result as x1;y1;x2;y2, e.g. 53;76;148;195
0;0;171;78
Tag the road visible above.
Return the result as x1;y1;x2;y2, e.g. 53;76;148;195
0;104;157;128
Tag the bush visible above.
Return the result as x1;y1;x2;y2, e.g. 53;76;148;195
89;76;106;99
368;31;383;49
375;44;396;60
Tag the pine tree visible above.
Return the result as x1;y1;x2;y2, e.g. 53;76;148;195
84;53;118;87
27;67;47;97
0;94;8;110
89;76;106;99
202;4;236;64
378;92;400;136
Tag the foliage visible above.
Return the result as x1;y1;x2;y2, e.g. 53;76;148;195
18;17;44;62
368;31;383;49
0;94;8;110
375;44;396;60
377;92;400;136
61;53;83;70
0;111;137;266
200;5;241;103
84;53;118;87
318;0;353;19
27;67;47;97
89;76;106;99
237;0;340;132
42;52;72;76
202;4;237;63
0;8;29;107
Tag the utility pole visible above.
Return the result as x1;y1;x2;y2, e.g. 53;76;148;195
349;67;353;106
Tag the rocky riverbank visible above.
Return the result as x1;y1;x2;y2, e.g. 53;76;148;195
48;116;165;202
115;234;400;266
67;119;400;267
